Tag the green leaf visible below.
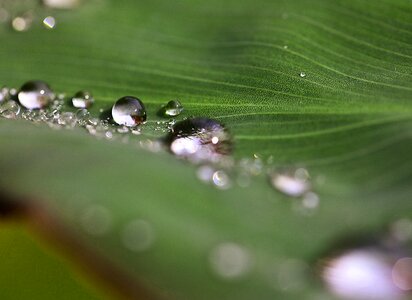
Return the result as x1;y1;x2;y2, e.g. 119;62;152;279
0;0;412;299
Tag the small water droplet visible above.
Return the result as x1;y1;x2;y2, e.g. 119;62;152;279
269;170;310;197
392;257;412;291
112;96;146;127
196;165;215;183
0;100;20;119
209;242;252;280
42;16;56;29
283;45;288;49
391;219;412;242
80;205;112;236
12;15;31;32
0;86;10;103
18;80;54;109
71;90;93;108
121;219;155;252
160;100;184;117
75;109;90;126
116;126;129;134
165;118;233;163
212;170;231;190
299;72;306;78
58;112;76;128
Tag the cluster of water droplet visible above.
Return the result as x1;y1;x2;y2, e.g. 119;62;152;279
0;0;81;32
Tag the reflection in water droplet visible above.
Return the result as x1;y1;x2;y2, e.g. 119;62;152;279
160;100;184;117
43;16;56;29
72;90;94;108
122;219;155;252
18;80;54;109
212;170;231;190
300;72;306;78
209;242;252;280
165;118;233;163
269;170;310;197
80;205;112;236
112;96;146;127
392;257;412;291
322;249;403;300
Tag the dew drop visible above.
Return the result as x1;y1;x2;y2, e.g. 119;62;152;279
112;96;146;127
209;242;252;280
165;118;233;163
160;100;184;117
18;80;54;109
321;245;409;300
196;165;215;183
0;86;10;103
392;257;412;291
121;219;155;252
42;16;56;29
269;169;310;197
12;16;31;32
0;100;20;119
72;90;94;108
80;205;112;236
212;170;231;190
58;112;77;128
75;109;90;126
300;72;306;78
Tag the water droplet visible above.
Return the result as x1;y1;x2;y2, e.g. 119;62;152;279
391;219;412;242
283;45;288;49
121;219;155;252
392;257;412;291
0;8;10;23
112;96;146;127
42;0;80;9
11;15;31;32
71;90;94;108
160;100;184;117
75;109;90;126
0;86;10;103
0;100;20;119
58;112;76;128
321;246;408;300
196;165;215;183
42;16;56;29
18;80;54;109
299;72;306;78
116;126;129;134
269;170;310;197
165;118;233;163
209;242;252;280
212;170;231;190
80;205;112;236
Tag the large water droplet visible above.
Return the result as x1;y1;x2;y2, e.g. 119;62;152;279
112;96;146;127
209;242;252;280
160;100;184;117
321;243;411;300
0;100;20;119
165;117;233;163
72;90;94;108
18;80;54;109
